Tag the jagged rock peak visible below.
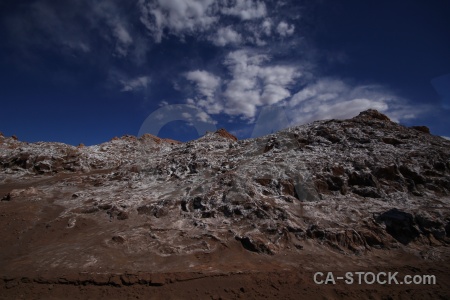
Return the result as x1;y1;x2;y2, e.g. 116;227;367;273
140;133;181;144
410;126;431;134
139;133;163;143
214;128;238;141
353;109;391;122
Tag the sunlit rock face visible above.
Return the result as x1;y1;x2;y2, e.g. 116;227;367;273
0;110;449;274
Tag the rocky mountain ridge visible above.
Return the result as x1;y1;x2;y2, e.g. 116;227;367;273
0;110;449;277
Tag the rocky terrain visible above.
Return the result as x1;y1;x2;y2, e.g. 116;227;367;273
0;109;449;299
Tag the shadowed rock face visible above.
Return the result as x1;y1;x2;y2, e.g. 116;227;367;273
0;110;449;275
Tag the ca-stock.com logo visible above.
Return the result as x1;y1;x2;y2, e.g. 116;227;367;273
137;103;311;202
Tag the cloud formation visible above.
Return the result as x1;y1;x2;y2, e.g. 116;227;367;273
2;0;426;129
138;0;218;42
287;78;419;126
113;24;133;57
209;26;242;46
120;76;151;92
185;50;300;119
220;0;267;20
184;53;421;126
138;0;277;45
276;21;295;36
185;70;221;113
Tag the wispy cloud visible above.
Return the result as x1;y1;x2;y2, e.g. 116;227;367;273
183;54;422;127
220;0;267;20
137;0;286;46
113;24;133;57
138;0;219;43
2;0;430;128
209;26;242;46
120;76;151;92
276;21;295;36
287;78;423;126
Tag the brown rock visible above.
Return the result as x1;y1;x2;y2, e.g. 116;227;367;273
348;171;379;188
375;209;420;245
314;179;329;195
374;165;402;181
112;235;125;244
279;179;296;197
140;133;162;143
150;274;166;286
1;193;11;201
215;128;238;141
382;137;403;146
121;135;138;142
108;275;122;286
117;211;129;220
162;138;182;144
354;109;391;121
411;126;430;134
235;236;274;255
121;274;139;285
137;205;153;215
255;178;272;187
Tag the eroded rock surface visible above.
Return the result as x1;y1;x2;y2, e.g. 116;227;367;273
0;110;449;278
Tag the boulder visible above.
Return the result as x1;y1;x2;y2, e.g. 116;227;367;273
353;109;391;121
411;126;431;134
235;235;274;255
375;209;420;245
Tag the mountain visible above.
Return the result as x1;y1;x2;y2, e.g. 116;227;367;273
1;110;449;299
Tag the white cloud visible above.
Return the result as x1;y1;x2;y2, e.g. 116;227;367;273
210;26;242;46
442;136;450;140
185;50;300;119
276;21;295;36
222;50;299;118
178;110;217;124
220;0;267;20
113;24;133;56
287;78;418;125
138;0;276;45
114;24;133;44
197;111;217;124
120;76;151;92
138;0;218;42
182;112;192;119
261;19;272;36
185;70;220;98
185;70;223;114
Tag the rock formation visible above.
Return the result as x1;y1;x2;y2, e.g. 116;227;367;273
0;110;449;298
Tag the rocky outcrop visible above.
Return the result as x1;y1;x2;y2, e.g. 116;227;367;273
214;128;238;141
0;110;449;262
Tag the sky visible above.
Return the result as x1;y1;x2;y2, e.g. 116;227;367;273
0;0;449;145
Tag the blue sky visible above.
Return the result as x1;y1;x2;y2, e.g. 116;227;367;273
0;0;449;145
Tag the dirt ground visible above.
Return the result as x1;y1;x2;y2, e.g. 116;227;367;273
1;259;449;299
